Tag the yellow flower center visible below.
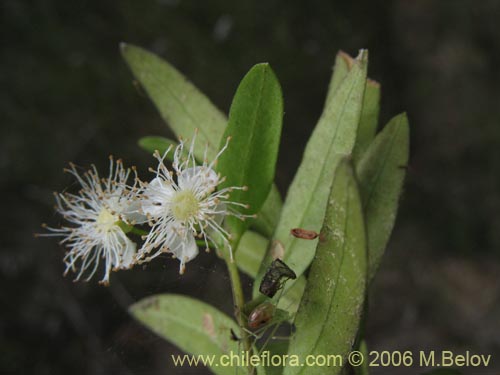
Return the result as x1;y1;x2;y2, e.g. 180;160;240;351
171;190;199;221
96;208;118;233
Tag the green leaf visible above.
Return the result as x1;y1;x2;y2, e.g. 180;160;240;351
121;43;226;161
217;63;284;238
284;160;367;375
356;113;409;281
352;79;381;163
138;136;178;155
236;230;269;278
254;50;367;297
251;185;283;238
129;294;239;375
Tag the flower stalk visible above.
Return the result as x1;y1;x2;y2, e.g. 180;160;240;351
223;237;254;374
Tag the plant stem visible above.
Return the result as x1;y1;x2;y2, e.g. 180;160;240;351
224;241;254;374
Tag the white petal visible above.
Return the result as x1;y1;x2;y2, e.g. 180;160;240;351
181;234;199;261
205;202;227;243
119;236;137;269
178;166;218;195
169;231;199;260
142;177;175;217
122;199;147;224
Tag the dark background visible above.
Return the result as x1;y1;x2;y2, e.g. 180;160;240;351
2;1;500;374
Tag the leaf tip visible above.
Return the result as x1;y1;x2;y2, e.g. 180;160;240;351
337;50;355;70
119;42;129;54
248;62;271;76
356;49;369;62
128;303;139;316
128;295;161;317
394;112;410;134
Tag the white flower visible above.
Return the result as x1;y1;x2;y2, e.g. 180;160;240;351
42;157;140;285
137;132;249;274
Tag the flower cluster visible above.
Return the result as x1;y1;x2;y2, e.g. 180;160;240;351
42;133;248;283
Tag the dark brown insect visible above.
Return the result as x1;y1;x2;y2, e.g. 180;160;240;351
259;259;296;298
247;302;276;330
291;228;319;240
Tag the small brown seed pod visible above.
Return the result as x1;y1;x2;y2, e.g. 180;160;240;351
290;228;319;240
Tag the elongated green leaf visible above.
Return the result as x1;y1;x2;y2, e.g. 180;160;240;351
217;63;283;238
352;79;381;163
129;294;239;375
254;51;367;297
122;44;282;236
356;113;409;281
284;160;367;375
138;135;178;155
121;43;226;160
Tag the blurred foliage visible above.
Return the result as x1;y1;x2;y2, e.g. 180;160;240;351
2;0;500;374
